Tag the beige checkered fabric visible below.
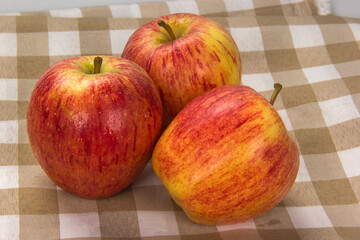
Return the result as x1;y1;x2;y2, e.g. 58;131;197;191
1;0;359;239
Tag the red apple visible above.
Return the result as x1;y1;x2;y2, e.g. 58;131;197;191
27;56;163;199
152;84;299;225
122;13;241;126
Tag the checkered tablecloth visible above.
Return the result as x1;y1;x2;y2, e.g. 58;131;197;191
0;0;359;239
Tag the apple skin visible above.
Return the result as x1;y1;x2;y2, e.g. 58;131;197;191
152;85;299;225
122;13;241;126
27;56;163;199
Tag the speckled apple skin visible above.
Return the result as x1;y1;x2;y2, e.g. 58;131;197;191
27;56;163;199
152;85;299;225
122;13;242;126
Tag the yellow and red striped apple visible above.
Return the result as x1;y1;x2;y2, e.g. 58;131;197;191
27;56;163;199
122;13;241;126
152;84;299;225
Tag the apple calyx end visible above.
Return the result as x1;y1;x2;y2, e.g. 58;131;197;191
93;56;103;74
269;83;282;105
157;19;176;42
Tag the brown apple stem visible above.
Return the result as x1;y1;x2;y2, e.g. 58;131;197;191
93;56;103;74
270;83;282;105
157;20;176;41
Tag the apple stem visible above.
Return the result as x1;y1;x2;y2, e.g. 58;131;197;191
93;56;103;74
157;20;176;41
270;83;283;105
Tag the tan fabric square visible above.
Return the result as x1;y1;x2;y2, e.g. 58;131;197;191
0;188;19;214
17;101;28;120
285;16;318;25
329;118;360;151
281;84;318;108
175;211;219;235
18;119;29;144
296;46;332;68
0;101;17;121
313;178;358;205
57;189;98;214
335;60;360;79
17;56;50;79
265;49;301;72
208;17;229;28
272;69;308;87
220;230;262;240
228;9;256;17
261;26;294;50
79;31;112;55
139;1;170;18
181;233;223;240
133;186;174;211
314;15;347;25
19;214;60;240
327;42;360;64
0;57;17;78
297;228;342;240
196;0;227;16
47;17;79;31
349;176;360;202
108;18;140;30
257;16;288;26
255;6;284;16
335;227;360;240
282;182;322;206
343;76;360;95
78;18;109;31
0;16;16;32
20;11;50;17
227;16;259;28
99;211;141;238
18;79;37;102
16;16;48;33
321;24;355;45
17;32;49;56
19;188;59;214
286;102;326;129
303;153;347;181
352;93;360;113
312;79;350;101
254;207;295;229
18;144;38;165
281;2;313;16
324;204;360;227
0;143;18;165
253;0;281;8
241;51;269;74
294;127;336;154
96;187;136;211
258;229;301;240
18;165;56;189
49;55;77;66
81;6;112;18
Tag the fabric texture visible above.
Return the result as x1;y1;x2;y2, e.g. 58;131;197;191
1;0;359;239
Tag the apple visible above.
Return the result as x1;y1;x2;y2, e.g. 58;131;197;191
122;13;241;126
152;84;299;225
27;56;163;199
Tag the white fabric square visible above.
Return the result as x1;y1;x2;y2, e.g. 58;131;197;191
224;0;254;11
167;0;199;14
216;219;256;231
230;27;264;51
348;23;360;41
0;78;17;101
110;29;136;54
338;147;360;178
277;109;293;131
242;73;274;92
0;120;18;144
0;215;19;240
48;31;80;56
50;8;83;17
110;4;141;18
280;0;305;5
319;95;360;126
59;213;101;238
287;206;333;228
132;162;163;187
0;166;18;189
0;33;16;56
137;211;179;237
290;25;325;48
295;155;312;182
303;64;341;83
